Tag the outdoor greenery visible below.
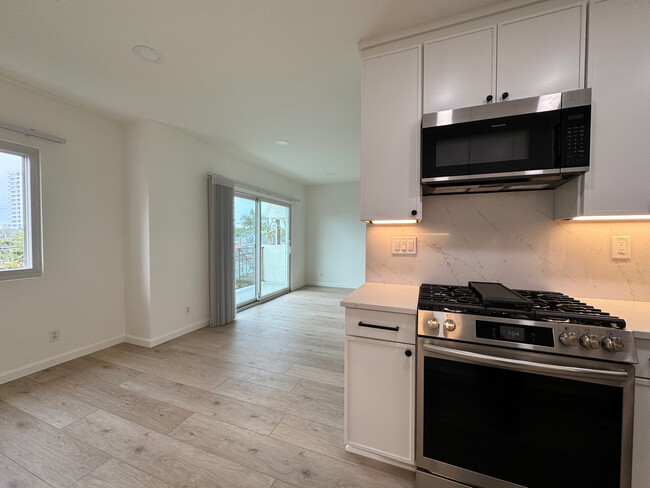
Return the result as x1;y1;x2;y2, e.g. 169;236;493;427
236;208;286;246
0;225;24;270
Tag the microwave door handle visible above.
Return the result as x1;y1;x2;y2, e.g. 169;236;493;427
421;343;628;382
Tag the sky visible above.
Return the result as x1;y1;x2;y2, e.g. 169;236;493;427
0;151;22;227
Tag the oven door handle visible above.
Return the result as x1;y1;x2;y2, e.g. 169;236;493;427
422;343;628;381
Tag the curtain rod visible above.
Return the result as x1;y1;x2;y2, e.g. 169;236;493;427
208;173;300;203
0;121;66;144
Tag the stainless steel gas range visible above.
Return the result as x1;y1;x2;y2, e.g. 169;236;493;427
416;281;638;488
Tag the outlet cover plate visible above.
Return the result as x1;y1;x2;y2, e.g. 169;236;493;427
611;236;631;260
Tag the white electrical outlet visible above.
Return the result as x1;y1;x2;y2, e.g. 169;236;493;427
185;306;190;315
392;237;417;255
49;329;60;342
611;236;631;260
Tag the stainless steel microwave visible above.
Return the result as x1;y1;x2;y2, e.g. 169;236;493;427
421;88;591;195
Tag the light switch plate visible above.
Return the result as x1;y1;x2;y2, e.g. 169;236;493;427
392;237;417;255
611;236;631;260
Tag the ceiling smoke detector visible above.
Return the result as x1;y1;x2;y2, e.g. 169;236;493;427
133;45;162;63
275;140;290;146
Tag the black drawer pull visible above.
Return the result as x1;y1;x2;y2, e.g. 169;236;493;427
357;321;399;332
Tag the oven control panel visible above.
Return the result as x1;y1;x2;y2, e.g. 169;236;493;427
475;320;554;346
417;310;638;364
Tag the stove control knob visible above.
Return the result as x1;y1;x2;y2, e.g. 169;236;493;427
602;336;625;353
426;318;440;330
444;319;457;332
559;331;578;346
579;334;600;349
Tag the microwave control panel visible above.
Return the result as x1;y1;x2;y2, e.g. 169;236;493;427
563;105;591;167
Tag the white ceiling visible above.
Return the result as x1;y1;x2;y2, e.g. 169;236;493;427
0;0;504;184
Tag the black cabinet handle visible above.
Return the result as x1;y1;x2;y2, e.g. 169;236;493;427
486;94;493;102
357;321;399;332
405;349;412;357
411;209;417;216
502;92;509;100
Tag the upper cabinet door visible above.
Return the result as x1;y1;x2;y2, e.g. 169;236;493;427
361;46;422;222
582;0;650;216
423;27;496;114
497;3;586;101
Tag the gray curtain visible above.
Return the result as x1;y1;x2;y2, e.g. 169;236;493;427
208;174;235;326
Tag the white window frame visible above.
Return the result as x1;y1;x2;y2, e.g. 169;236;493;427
0;139;42;281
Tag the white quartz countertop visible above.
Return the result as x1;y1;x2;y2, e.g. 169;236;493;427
340;282;419;315
340;283;650;340
576;296;650;340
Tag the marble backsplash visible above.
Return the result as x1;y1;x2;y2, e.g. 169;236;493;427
366;191;650;302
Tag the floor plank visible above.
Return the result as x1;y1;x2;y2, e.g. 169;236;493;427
270;414;415;481
117;343;300;392
213;378;343;429
64;410;274;488
170;413;413;488
0;453;53;488
0;378;97;429
285;363;343;387
49;376;193;434
26;356;141;386
119;373;285;435
94;348;225;391
70;458;175;488
0;401;109;488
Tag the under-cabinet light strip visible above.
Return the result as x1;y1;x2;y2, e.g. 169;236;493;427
366;219;419;224
572;215;650;221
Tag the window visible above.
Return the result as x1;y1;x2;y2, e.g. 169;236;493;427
0;140;42;280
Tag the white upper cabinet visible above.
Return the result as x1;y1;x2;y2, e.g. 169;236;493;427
583;0;650;215
496;4;585;102
422;3;585;114
555;0;650;218
423;27;496;113
360;46;422;222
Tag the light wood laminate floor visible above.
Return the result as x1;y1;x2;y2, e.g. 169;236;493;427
0;286;416;488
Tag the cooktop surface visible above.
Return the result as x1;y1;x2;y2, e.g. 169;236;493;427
418;282;626;329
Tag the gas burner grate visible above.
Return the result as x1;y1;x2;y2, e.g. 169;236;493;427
419;283;626;329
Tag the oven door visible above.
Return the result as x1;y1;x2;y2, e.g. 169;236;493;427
421;110;561;180
416;338;635;488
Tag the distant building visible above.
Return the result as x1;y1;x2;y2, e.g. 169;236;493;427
8;170;23;229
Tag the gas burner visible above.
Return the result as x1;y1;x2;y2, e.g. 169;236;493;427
541;316;571;323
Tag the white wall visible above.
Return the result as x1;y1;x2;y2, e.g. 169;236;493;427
367;191;650;302
306;183;365;288
0;78;125;383
123;119;306;346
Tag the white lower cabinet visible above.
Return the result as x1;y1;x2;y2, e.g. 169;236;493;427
632;378;650;488
344;334;415;467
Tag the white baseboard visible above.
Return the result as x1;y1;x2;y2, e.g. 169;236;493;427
125;319;210;348
0;335;125;386
291;281;306;291
306;280;361;289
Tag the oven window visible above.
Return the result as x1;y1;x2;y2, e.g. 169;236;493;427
422;356;623;488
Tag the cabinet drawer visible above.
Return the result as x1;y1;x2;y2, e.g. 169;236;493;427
345;308;416;345
636;338;650;379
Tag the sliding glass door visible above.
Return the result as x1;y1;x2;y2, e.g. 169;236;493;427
234;194;290;308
